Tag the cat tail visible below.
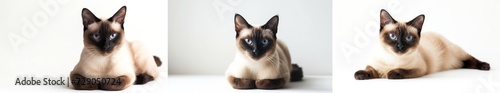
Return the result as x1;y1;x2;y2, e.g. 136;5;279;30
153;56;162;67
290;64;303;82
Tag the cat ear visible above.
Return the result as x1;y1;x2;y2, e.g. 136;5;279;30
380;9;396;29
82;8;100;29
234;14;251;33
407;14;425;33
109;6;127;25
263;15;279;34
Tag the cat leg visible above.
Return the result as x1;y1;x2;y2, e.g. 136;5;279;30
256;78;286;89
354;65;380;80
462;56;490;70
70;73;98;90
227;76;256;89
99;75;134;91
387;68;423;79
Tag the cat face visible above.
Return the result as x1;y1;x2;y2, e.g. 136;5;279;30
234;14;279;60
81;6;127;56
379;9;425;55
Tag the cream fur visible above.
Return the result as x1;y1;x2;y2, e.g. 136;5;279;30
370;31;468;78
225;39;292;84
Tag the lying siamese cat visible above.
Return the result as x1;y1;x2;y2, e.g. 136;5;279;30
70;6;162;90
225;14;303;89
354;9;490;80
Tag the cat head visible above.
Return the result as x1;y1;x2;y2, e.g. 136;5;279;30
81;6;127;56
234;14;279;61
379;9;425;56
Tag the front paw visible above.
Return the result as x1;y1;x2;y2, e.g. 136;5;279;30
354;70;372;80
255;78;286;89
228;76;256;89
479;62;490;70
387;69;406;79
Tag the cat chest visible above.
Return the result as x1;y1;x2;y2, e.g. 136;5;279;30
77;54;135;77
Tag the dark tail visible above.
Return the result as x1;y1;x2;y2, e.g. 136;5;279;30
290;64;303;82
153;56;162;67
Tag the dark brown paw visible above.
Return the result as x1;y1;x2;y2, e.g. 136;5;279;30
479;62;490;70
135;73;154;84
387;69;406;79
354;70;373;80
228;76;256;89
256;78;286;89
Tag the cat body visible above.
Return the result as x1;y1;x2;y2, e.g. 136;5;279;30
355;9;490;80
369;32;469;78
226;14;303;89
226;39;291;83
70;6;161;90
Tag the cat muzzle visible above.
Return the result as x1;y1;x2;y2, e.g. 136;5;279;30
397;44;404;50
252;49;259;56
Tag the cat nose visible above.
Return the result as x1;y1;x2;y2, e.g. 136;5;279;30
397;44;404;50
104;44;111;50
252;49;259;55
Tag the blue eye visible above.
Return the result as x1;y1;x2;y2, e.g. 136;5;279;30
110;33;117;40
389;33;396;40
406;36;413;41
93;34;100;40
261;39;268;45
244;39;252;44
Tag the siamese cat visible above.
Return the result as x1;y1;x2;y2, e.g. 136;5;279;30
354;9;490;80
70;6;162;90
225;14;303;89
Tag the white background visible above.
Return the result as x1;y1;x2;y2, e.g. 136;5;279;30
333;0;500;93
0;0;168;92
168;0;332;75
2;0;500;93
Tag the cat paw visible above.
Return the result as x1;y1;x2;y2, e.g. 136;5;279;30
256;78;286;89
134;73;154;84
387;69;406;79
228;76;256;89
354;70;372;80
479;62;490;70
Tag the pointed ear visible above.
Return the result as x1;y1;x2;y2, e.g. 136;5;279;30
407;14;425;32
82;8;100;29
380;9;396;30
234;14;251;33
262;15;279;34
109;6;127;25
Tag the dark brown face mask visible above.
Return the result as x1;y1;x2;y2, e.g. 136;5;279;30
82;6;127;55
379;9;424;55
234;14;279;60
